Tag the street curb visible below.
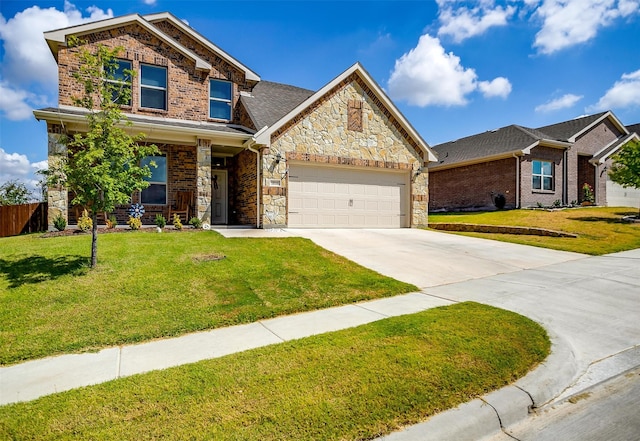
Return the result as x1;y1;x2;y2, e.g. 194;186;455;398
377;329;579;440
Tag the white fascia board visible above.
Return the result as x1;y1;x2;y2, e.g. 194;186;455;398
428;150;524;171
569;111;629;142
522;139;570;154
44;14;211;71
144;12;260;82
254;62;437;163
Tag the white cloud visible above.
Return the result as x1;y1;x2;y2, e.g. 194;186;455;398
0;80;49;121
143;0;158;5
387;34;511;107
0;148;48;197
587;69;640;111
478;77;512;98
532;0;640;54
0;1;113;87
0;2;113;121
535;93;583;112
437;0;516;42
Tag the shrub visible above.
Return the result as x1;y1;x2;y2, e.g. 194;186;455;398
553;199;562;208
493;193;506;210
53;213;66;231
173;214;183;230
78;209;93;232
106;215;118;229
582;183;595;204
188;217;202;229
154;214;167;228
127;216;142;230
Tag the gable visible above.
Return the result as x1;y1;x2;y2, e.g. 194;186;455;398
252;63;435;164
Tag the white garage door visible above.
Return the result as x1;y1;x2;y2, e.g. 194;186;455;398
288;164;409;228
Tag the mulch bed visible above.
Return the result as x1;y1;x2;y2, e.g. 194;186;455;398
40;226;197;238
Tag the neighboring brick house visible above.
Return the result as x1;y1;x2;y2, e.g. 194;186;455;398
429;111;639;211
35;12;436;229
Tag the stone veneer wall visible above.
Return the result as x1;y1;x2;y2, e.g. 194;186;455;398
46;126;68;230
197;139;212;223
262;75;428;227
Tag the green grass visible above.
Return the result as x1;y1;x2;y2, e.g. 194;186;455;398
0;302;550;441
429;207;640;255
0;231;416;365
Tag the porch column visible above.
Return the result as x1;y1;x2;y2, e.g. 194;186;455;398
196;138;212;223
47;125;68;230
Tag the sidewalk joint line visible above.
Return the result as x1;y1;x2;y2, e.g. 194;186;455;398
116;347;122;379
257;321;286;343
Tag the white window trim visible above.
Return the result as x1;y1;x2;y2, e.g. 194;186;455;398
140;64;167;111
209;79;232;121
532;159;554;191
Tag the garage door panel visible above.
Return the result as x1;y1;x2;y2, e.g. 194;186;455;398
288;164;408;228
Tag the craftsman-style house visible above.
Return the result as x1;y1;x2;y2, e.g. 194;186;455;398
36;12;436;229
428;111;639;211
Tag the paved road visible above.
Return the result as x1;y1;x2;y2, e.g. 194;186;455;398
486;367;640;441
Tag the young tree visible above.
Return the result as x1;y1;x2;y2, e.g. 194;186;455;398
46;38;159;267
609;139;640;217
0;179;33;205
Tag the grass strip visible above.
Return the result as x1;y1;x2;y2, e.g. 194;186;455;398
428;207;640;255
0;231;416;365
0;302;550;440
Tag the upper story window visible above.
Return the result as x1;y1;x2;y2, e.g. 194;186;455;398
140;64;167;110
106;59;132;106
532;160;554;191
141;155;167;205
209;79;232;120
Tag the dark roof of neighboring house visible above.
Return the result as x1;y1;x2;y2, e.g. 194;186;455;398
592;133;638;164
536;111;609;141
627;123;640;136
431;124;560;168
241;81;315;130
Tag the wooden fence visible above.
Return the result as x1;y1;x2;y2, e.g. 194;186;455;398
0;202;48;238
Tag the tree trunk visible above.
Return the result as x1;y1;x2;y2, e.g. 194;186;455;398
90;212;98;268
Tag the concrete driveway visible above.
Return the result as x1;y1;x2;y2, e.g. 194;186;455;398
292;228;640;397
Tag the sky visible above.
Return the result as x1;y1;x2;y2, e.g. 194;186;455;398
1;0;639;198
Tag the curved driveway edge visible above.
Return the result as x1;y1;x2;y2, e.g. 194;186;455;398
291;229;640;440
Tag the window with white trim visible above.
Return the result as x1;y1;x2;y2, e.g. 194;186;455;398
106;59;132;106
140;64;167;110
532;160;554;191
209;79;232;120
141;156;167;204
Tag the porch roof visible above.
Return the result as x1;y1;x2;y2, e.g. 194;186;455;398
34;106;255;148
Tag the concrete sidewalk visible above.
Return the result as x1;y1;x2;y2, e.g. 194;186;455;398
2;228;639;441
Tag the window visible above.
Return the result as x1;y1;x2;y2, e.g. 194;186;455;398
532;160;554;191
209;79;232;120
140;65;167;110
106;59;132;105
141;156;167;204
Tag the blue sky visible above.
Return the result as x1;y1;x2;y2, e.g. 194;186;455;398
1;0;639;196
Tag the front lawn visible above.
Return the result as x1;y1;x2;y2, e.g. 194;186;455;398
0;303;550;440
429;207;640;255
0;231;416;365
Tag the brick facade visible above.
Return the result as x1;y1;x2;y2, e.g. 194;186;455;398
520;146;566;208
228;149;258;226
430;158;517;211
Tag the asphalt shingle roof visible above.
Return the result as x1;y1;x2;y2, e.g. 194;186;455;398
240;81;315;130
627;123;640;136
431;124;551;168
535;111;608;141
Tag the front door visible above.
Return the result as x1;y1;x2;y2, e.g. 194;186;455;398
211;170;227;224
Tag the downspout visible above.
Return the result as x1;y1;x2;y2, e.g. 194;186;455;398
244;126;269;229
513;153;520;208
563;149;569;206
